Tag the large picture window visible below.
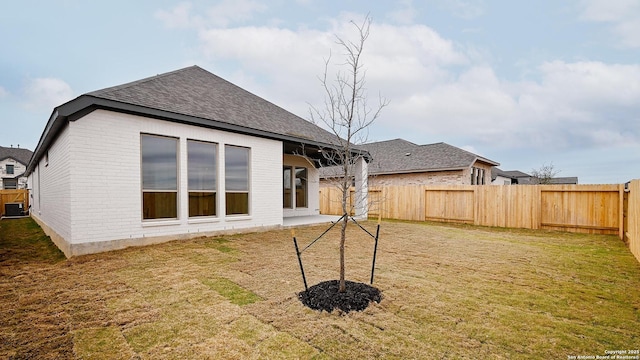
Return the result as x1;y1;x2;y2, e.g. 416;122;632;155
188;140;217;217
225;145;250;215
141;134;178;219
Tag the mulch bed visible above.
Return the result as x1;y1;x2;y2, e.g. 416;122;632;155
298;280;382;313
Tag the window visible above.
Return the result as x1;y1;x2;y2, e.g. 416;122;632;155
141;134;178;219
283;166;292;208
188;140;217;217
283;166;308;209
225;145;249;215
471;167;485;185
295;167;307;208
3;178;17;190
6;164;14;175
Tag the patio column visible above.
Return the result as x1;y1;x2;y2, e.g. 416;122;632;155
354;156;368;219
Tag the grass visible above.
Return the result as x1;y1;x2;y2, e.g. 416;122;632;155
1;217;639;359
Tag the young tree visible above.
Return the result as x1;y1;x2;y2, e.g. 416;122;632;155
531;162;560;184
309;15;388;293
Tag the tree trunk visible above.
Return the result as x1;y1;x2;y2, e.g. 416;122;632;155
339;213;347;292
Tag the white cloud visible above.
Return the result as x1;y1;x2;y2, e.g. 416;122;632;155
387;0;417;25
206;0;267;28
157;7;640;153
22;78;74;112
579;0;640;48
439;0;485;19
0;85;8;98
155;0;267;29
154;2;199;29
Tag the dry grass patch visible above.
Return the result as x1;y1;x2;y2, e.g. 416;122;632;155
1;217;639;359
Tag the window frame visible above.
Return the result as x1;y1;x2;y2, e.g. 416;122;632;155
6;164;14;175
295;167;308;208
140;133;179;221
283;165;308;209
187;139;218;218
283;166;293;209
224;145;250;216
3;178;17;190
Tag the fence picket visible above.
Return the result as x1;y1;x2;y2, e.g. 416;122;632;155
320;184;627;237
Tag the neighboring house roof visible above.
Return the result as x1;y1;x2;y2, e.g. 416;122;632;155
0;146;33;165
500;170;531;178
364;139;499;175
27;65;359;175
491;168;578;184
544;177;579;184
321;138;499;177
491;168;530;181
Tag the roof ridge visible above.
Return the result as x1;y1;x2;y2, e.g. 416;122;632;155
88;65;202;96
365;138;419;146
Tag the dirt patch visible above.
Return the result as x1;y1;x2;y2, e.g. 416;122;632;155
298;280;382;313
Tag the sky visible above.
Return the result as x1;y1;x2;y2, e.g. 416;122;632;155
1;0;639;184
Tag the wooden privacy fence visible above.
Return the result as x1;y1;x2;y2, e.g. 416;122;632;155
0;189;29;217
320;184;629;238
627;179;640;263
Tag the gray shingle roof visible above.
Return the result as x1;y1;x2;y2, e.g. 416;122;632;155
0;146;33;165
87;65;339;145
363;139;499;175
27;65;355;175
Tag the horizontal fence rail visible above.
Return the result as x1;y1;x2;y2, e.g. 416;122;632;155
320;184;629;238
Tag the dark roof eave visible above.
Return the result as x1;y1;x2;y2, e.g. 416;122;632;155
26;95;370;175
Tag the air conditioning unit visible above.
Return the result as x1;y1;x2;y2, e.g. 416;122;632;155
4;203;23;217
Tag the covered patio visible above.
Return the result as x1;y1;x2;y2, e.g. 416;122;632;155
282;214;343;228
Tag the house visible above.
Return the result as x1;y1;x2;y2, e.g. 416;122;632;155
0;145;33;189
25;65;369;257
491;169;530;185
321;139;499;186
491;168;578;185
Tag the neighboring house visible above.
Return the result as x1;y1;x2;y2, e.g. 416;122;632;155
491;169;531;185
321;139;499;186
0;145;33;189
25;65;369;257
491;168;578;185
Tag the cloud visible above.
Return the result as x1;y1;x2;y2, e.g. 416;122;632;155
22;78;74;112
0;85;8;98
387;0;417;25
154;2;198;29
579;0;640;48
206;0;267;28
157;7;639;154
439;0;485;19
155;0;267;29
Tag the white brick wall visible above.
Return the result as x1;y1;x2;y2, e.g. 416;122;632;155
34;109;284;251
31;123;73;241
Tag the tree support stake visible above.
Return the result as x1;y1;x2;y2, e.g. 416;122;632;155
292;230;308;291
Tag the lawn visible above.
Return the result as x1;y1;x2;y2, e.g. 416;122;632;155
1;217;639;359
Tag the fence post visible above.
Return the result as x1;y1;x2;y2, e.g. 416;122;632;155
619;183;625;240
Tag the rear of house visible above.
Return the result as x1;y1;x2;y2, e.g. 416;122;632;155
26;66;368;257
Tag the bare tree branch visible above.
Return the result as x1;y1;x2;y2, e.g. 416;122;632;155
308;14;389;292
